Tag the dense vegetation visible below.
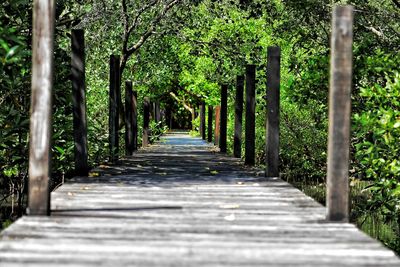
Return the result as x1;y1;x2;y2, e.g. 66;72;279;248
1;0;399;252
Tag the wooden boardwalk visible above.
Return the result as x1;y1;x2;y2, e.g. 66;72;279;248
0;132;399;266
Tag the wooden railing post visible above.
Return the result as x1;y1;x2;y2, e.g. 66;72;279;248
125;81;137;155
207;106;213;142
327;5;354;222
200;102;206;140
234;75;244;158
109;55;120;163
265;47;281;177
220;84;228;153
143;97;150;147
71;29;89;177
245;65;256;165
28;0;55;215
214;106;221;146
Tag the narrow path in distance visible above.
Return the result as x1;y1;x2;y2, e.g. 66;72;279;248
0;132;399;266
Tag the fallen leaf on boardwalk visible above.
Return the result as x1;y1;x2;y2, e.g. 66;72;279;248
99;165;110;168
237;181;244;185
136;164;143;168
158;172;167;176
210;170;219;175
67;192;75;196
205;167;210;170
219;204;240;209
252;183;260;186
224;214;235;221
80;187;90;190
89;172;99;177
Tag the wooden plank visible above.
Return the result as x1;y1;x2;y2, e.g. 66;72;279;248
219;85;228;153
245;65;256;165
327;5;354;222
3;132;400;266
109;55;120;163
265;46;280;178
207;106;213;142
143;97;150;147
28;0;55;215
200;102;206;140
234;75;244;158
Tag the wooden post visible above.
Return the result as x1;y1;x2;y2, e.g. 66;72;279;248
28;0;55;215
327;5;354;222
214;106;221;146
266;47;281;177
132;91;138;151
220;84;228;153
234;75;244;158
200;102;206;140
155;101;161;123
125;81;137;156
143;97;150;147
207;106;213;142
245;65;256;165
109;55;120;163
71;29;89;177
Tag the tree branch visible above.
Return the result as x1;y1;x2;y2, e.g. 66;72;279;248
126;0;181;56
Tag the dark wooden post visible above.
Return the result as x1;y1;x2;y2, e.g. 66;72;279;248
143;97;150;147
266;47;281;177
71;29;89;177
155;101;161;123
220;85;228;153
245;65;256;165
132;91;138;151
109;55;120;163
125;81;137;155
207;106;213;142
234;75;244;158
214;106;221;146
327;5;354;222
28;0;55;215
200;102;206;140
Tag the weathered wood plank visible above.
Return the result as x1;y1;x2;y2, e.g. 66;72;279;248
219;85;228;153
234;75;244;158
2;132;399;266
207;106;213;142
28;0;56;215
71;29;89;177
143;97;150;147
265;46;280;178
200;102;206;140
109;55;120;163
327;5;354;222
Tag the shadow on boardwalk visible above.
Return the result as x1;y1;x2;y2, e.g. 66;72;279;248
0;132;399;266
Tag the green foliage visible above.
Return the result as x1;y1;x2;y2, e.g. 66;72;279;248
354;71;400;220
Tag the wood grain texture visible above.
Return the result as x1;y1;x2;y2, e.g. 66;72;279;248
214;106;220;146
245;65;256;165
266;47;280;178
200;102;206;140
71;29;89;177
327;5;354;222
1;132;399;266
234;75;244;158
142;97;150;147
219;85;228;153
28;0;55;215
109;55;120;163
207;106;213;143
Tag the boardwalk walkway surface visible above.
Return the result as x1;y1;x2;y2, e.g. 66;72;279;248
1;132;399;266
